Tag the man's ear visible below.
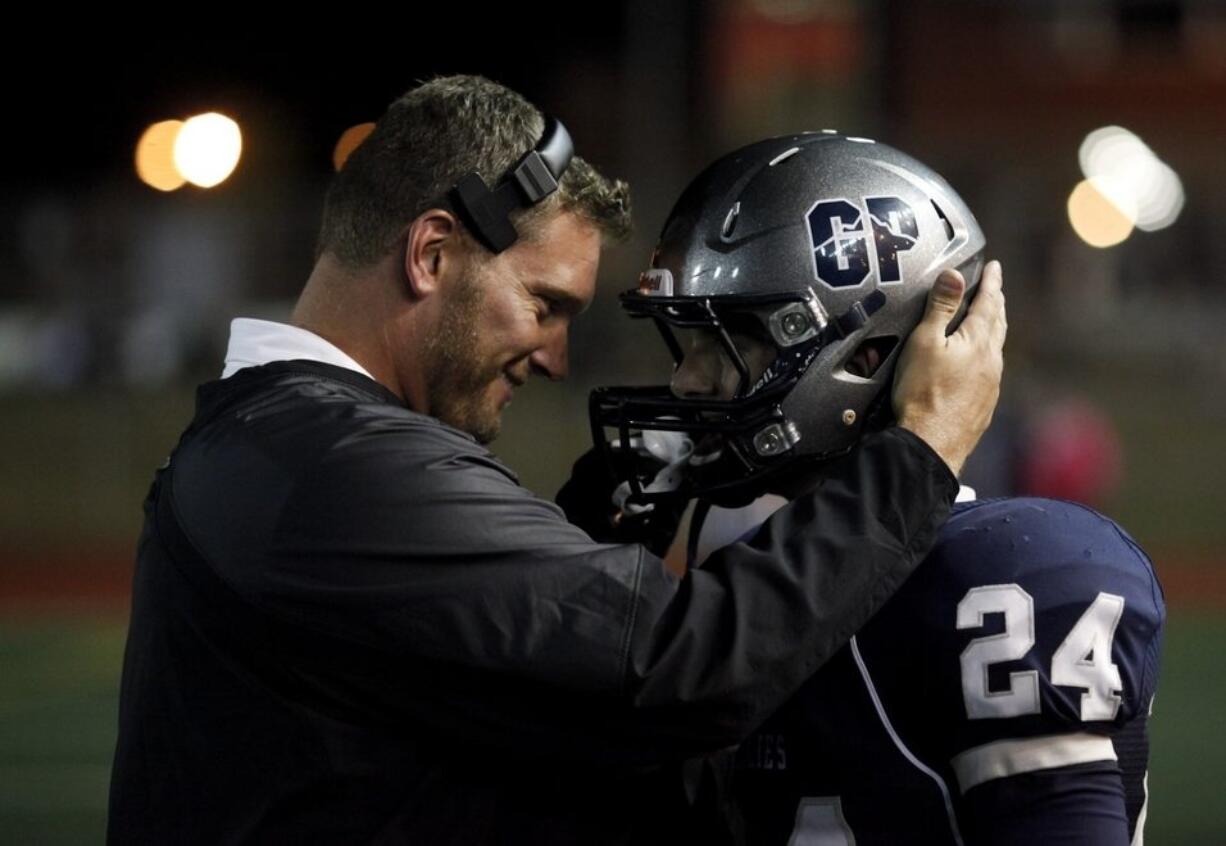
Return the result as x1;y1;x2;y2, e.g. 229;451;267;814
403;209;463;299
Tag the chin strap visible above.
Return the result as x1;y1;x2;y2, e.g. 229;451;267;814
686;500;713;569
823;289;887;343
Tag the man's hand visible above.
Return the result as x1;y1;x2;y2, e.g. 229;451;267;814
893;260;1006;477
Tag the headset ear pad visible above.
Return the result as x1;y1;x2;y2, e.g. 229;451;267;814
450;173;519;254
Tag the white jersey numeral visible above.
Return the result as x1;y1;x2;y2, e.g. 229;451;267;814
787;797;855;846
1052;592;1126;720
957;584;1041;719
957;584;1126;721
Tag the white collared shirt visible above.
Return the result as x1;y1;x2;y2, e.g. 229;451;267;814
220;318;374;380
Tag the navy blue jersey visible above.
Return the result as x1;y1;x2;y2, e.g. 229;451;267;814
724;498;1164;845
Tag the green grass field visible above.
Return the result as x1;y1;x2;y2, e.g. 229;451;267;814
0;615;125;843
1;609;1223;843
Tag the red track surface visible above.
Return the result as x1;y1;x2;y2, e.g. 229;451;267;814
1;545;1222;615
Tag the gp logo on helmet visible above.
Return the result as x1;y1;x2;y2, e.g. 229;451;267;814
807;196;918;289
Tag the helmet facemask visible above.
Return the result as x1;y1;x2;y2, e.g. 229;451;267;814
591;278;891;509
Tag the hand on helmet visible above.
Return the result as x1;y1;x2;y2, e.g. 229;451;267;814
893;260;1006;476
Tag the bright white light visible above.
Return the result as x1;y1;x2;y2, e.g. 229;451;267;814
1077;125;1183;233
1134;161;1184;231
174;112;242;188
1079;127;1147;190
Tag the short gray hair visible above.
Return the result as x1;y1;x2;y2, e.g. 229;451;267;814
317;74;631;267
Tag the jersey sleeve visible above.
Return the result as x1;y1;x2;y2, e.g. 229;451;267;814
858;498;1164;791
958;760;1131;845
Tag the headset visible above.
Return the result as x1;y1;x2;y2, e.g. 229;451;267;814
448;116;574;253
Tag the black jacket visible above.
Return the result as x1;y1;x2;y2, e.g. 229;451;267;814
108;360;957;844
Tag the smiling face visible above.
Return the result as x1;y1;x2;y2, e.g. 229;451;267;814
423;211;601;443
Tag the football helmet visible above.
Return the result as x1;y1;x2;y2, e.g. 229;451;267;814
592;132;985;506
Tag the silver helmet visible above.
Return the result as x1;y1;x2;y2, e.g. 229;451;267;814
592;132;985;506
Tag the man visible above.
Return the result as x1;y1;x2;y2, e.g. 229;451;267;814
108;78;1005;844
593;134;1162;844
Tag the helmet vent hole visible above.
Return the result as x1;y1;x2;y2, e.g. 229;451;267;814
931;199;955;240
845;336;899;379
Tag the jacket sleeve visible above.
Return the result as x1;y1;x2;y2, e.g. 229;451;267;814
171;417;956;764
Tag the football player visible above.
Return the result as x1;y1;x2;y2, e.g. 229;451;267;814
592;134;1164;845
